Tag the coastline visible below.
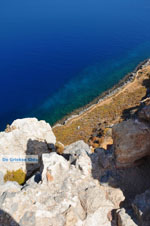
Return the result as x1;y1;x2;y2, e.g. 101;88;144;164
53;58;150;129
53;58;150;146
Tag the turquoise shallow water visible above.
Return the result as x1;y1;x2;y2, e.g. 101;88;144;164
33;42;150;125
0;0;150;129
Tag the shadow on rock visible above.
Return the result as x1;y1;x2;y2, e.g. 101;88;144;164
90;146;150;225
0;209;20;226
25;139;55;182
90;101;150;224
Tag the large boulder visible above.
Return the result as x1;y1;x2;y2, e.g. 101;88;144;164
0;118;56;178
112;119;150;167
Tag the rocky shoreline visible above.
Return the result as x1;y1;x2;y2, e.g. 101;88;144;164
53;59;150;128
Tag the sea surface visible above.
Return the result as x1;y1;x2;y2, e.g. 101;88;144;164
0;0;150;130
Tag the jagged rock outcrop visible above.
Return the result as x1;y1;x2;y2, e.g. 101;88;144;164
0;118;56;178
0;140;125;226
112;117;150;167
2;104;150;225
117;188;150;226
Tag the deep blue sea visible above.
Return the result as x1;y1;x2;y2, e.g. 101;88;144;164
0;0;150;130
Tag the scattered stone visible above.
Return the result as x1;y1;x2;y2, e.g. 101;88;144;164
117;208;137;226
42;153;69;184
64;140;92;155
75;152;92;176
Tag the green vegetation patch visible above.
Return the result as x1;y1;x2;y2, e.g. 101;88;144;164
4;169;26;185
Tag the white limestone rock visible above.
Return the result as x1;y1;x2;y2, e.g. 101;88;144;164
0;181;21;195
83;206;113;226
64;140;92;156
0;130;126;226
0;118;56;177
42;152;69;184
117;208;137;226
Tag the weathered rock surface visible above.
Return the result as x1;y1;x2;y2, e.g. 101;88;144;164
112;119;150;167
0;118;56;177
0;140;125;226
102;186;125;209
0;181;21;195
2;105;150;226
64;140;92;155
117;208;137;226
42;152;69;184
